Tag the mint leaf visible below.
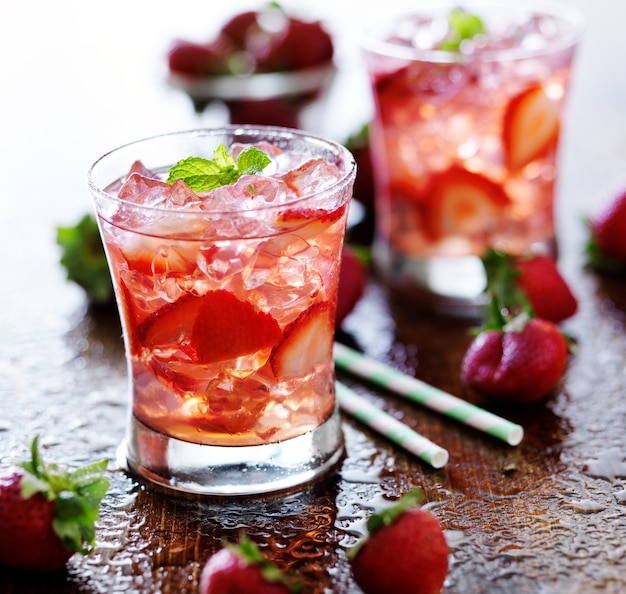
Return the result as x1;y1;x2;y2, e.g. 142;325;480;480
236;146;272;176
167;144;271;192
438;8;485;52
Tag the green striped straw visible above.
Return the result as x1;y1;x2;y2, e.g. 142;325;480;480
336;381;449;468
334;342;524;446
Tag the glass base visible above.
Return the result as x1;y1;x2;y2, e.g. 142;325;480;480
373;241;488;318
119;409;344;496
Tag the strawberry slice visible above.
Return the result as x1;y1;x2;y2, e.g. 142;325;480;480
276;203;347;238
119;278;143;355
191;291;282;364
503;84;560;171
120;236;198;276
136;291;282;365
424;166;510;240
270;302;333;379
136;293;202;352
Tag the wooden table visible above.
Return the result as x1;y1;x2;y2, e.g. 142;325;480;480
2;1;626;592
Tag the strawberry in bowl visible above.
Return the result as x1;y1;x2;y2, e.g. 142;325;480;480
167;3;336;127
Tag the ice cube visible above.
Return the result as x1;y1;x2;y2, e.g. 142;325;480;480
118;173;201;209
118;172;167;202
210;174;285;208
280;158;342;197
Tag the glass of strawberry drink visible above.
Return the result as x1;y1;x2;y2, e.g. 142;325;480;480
360;2;583;316
88;127;355;495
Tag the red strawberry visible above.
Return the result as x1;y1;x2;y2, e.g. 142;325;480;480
167;39;227;76
424;166;510;240
587;187;626;271
259;18;334;71
461;314;568;403
220;11;259;47
349;489;449;594
503;84;560;171
199;535;298;594
514;254;577;323
336;247;366;327
482;248;578;323
0;437;109;572
276;203;347;239
271;302;334;379
135;293;201;351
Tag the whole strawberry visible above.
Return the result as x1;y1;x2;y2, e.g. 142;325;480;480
461;249;571;403
349;490;449;594
482;248;577;324
587;187;626;273
199;536;300;594
0;437;109;571
461;314;569;403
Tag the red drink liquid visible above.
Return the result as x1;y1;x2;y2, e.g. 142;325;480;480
362;3;583;315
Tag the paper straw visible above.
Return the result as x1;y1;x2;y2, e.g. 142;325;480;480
336;381;449;469
334;342;524;446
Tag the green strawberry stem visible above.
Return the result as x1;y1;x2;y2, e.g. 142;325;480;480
19;437;110;555
479;248;535;332
348;489;424;560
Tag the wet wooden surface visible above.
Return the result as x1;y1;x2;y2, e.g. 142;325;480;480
2;0;626;592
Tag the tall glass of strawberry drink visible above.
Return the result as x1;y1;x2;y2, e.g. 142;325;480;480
88;127;355;495
360;1;583;316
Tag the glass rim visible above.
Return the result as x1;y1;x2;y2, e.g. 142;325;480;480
358;0;585;64
87;125;356;216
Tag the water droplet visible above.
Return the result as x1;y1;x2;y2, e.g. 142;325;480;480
582;449;626;480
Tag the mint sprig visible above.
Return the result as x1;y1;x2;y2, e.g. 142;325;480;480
19;437;110;555
438;8;485;52
167;144;271;192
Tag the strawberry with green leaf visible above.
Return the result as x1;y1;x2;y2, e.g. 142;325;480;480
482;248;577;324
460;249;570;403
586;187;626;274
0;437;110;571
349;489;449;594
199;535;300;594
